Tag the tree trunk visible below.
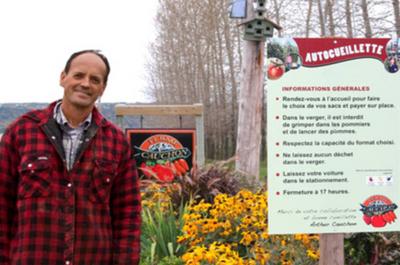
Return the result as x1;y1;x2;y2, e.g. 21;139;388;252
235;0;265;180
361;0;373;37
273;0;282;37
235;39;264;180
223;11;238;157
393;0;400;37
305;0;313;37
325;0;335;36
346;0;353;37
215;18;228;158
317;0;326;36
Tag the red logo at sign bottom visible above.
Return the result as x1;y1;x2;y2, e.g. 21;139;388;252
360;195;398;228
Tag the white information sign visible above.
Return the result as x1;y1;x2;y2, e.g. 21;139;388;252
267;38;400;234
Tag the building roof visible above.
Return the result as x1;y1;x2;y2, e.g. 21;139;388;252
238;17;282;30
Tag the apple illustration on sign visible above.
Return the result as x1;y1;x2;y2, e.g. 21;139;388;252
268;58;285;80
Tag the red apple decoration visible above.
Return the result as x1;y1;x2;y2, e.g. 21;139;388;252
371;215;386;228
363;214;372;225
267;58;285;80
268;65;284;80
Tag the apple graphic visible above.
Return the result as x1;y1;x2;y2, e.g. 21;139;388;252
268;57;285;80
268;65;284;80
363;214;372;225
371;215;386;228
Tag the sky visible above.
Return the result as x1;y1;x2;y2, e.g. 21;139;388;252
0;0;159;103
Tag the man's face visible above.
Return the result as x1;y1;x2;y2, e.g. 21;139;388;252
60;53;107;110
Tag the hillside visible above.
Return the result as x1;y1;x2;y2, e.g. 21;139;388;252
0;103;140;133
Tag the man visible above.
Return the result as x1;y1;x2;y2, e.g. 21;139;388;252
0;50;141;264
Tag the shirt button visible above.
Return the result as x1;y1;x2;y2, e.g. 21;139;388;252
67;183;72;188
51;136;56;140
106;178;110;183
28;163;33;168
65;261;71;265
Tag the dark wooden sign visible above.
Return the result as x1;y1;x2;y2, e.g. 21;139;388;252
126;128;196;182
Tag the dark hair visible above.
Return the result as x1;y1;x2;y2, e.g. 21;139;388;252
63;49;111;84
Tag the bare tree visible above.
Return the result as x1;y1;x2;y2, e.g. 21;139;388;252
305;0;314;37
145;0;243;160
346;0;354;37
317;0;327;36
361;0;373;37
394;0;400;37
272;0;283;36
325;0;336;35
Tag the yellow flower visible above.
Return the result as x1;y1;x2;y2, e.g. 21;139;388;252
177;235;187;244
219;220;233;237
178;189;319;265
240;231;258;246
261;231;269;240
204;250;217;263
193;245;207;258
281;260;293;265
307;249;320;260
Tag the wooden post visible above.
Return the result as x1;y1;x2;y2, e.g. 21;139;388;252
194;103;205;167
235;0;265;180
319;234;344;265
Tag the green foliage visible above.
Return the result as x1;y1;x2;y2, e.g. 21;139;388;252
140;201;187;265
267;42;285;61
345;232;400;265
259;159;267;182
140;255;183;265
345;233;375;264
158;256;184;265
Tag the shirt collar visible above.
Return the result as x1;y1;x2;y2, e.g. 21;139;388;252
53;101;92;130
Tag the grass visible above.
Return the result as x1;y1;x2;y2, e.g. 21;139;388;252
260;159;267;182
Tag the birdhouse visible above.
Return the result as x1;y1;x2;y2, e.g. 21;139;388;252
239;17;282;41
253;0;267;18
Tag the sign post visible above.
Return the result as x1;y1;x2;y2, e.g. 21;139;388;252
232;0;281;180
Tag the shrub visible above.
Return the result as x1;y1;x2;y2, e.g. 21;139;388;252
345;232;400;265
170;158;248;207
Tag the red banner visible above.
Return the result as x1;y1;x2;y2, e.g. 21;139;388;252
294;38;390;67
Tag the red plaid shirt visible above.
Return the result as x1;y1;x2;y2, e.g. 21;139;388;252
0;101;141;265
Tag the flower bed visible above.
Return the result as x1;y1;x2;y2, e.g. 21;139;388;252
140;182;319;265
178;190;319;265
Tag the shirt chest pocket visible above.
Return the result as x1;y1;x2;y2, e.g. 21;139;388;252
18;155;52;199
90;159;118;204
